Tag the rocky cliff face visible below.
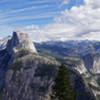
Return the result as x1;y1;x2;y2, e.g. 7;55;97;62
2;53;59;100
0;31;97;100
0;49;11;88
83;53;100;74
0;36;11;50
63;57;87;74
0;31;37;90
63;52;100;75
74;60;87;74
7;31;37;55
1;52;96;100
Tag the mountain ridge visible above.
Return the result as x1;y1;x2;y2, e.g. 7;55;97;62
0;31;98;100
7;31;37;56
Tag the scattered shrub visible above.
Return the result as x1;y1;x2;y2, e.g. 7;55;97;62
34;64;56;77
17;49;30;58
9;60;22;72
88;83;100;91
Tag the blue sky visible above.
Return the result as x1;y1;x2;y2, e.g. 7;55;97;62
1;0;100;42
0;0;84;38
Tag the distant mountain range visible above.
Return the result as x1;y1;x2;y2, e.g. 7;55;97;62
1;37;100;57
35;40;100;59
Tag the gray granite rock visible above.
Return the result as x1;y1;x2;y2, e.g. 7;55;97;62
7;31;37;55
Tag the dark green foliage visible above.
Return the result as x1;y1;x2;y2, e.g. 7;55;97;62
30;82;47;93
0;94;3;100
17;49;30;58
97;95;100;100
9;60;22;71
88;83;100;91
97;76;100;86
34;64;56;77
0;88;3;100
52;63;77;100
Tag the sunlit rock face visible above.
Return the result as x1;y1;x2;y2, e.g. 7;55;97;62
7;31;37;55
83;53;100;74
0;31;37;89
2;53;96;100
93;57;100;73
63;57;87;74
0;36;11;50
75;60;87;74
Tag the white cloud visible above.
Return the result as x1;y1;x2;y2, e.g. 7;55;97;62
85;0;100;9
6;5;51;14
60;0;70;7
21;0;100;42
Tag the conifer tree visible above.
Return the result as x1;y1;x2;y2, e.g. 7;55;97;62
52;63;77;100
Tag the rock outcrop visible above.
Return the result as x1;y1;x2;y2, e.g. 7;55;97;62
0;31;37;89
63;57;87;74
0;36;11;50
0;31;97;100
2;53;59;100
1;53;96;100
7;31;37;55
83;53;100;74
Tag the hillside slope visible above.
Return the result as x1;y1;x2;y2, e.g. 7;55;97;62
0;31;96;100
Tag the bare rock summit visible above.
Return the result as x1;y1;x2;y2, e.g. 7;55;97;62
7;31;37;55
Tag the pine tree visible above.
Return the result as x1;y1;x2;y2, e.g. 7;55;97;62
52;63;77;100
